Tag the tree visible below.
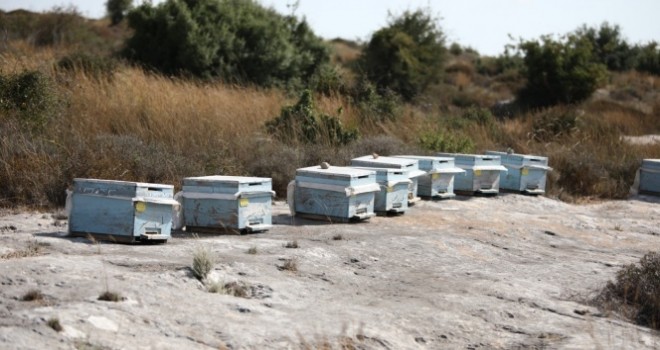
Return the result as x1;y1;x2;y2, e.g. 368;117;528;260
106;0;132;26
123;0;329;86
360;10;446;101
517;35;607;108
636;42;660;75
573;22;637;71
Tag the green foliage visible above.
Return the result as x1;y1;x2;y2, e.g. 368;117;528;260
418;130;474;153
461;107;494;126
573;22;638;71
351;79;401;122
309;64;346;95
518;35;607;108
266;90;357;146
360;9;446;101
124;0;329;86
106;0;132;26
636;42;660;75
57;52;118;80
476;46;523;76
0;70;58;128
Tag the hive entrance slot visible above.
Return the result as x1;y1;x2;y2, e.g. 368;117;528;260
147;187;163;192
357;175;369;179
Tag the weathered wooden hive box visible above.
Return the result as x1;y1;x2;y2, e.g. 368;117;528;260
393;155;464;198
350;155;426;205
68;179;178;243
639;159;660;195
485;151;552;194
289;165;380;222
437;153;508;195
350;166;411;215
181;176;274;233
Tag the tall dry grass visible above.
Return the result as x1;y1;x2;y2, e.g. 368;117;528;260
1;42;660;207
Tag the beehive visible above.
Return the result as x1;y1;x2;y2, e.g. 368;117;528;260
436;153;508;195
350;166;410;215
289;165;380;222
68;179;178;243
485;151;552;194
639;159;660;195
350;155;426;205
181;176;274;233
393;155;464;198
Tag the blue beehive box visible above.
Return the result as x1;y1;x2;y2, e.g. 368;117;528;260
181;176;274;233
350;155;426;205
485;151;552;194
639;159;660;195
68;179;178;243
437;153;508;195
350;166;411;215
393;155;465;198
289;165;380;222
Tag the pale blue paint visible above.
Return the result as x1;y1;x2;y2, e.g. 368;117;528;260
350;155;424;204
292;166;378;222
486;151;551;194
437;153;507;195
350;166;409;215
182;176;273;232
639;159;660;195
393;155;464;198
69;179;175;243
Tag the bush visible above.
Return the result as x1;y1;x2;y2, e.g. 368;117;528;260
517;35;607;108
598;252;660;330
106;0;132;26
573;22;638;71
265;90;357;146
192;246;214;281
98;291;124;302
124;0;329;86
636;42;660;75
57;52;118;80
47;318;63;332
418;130;474;153
531;107;580;141
0;70;59;129
360;9;446;101
351;79;401;123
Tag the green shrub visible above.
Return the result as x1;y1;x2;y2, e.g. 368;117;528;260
265;90;357;146
124;0;329;86
360;9;446;101
418;130;474;153
0;70;59;128
351;79;401;123
518;35;607;108
636;42;660;76
106;0;132;26
573;22;638;71
57;52;118;80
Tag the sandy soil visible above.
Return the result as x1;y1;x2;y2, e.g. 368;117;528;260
1;194;659;349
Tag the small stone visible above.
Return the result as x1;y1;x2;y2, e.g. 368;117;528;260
414;337;426;343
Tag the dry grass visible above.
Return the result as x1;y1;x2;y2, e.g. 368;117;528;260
1;41;660;206
284;240;299;249
21;289;45;302
278;258;298;272
47;317;63;332
1;241;44;259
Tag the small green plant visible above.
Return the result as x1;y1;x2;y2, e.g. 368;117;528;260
0;70;58;129
191;246;214;281
284;240;299;249
418;130;475;153
22;289;44;302
98;291;123;302
246;246;258;255
47;318;63;332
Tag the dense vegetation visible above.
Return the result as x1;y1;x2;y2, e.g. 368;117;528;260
0;2;659;206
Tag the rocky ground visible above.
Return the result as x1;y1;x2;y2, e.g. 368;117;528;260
0;194;659;349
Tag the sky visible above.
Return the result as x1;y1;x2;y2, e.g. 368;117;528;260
1;0;658;56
